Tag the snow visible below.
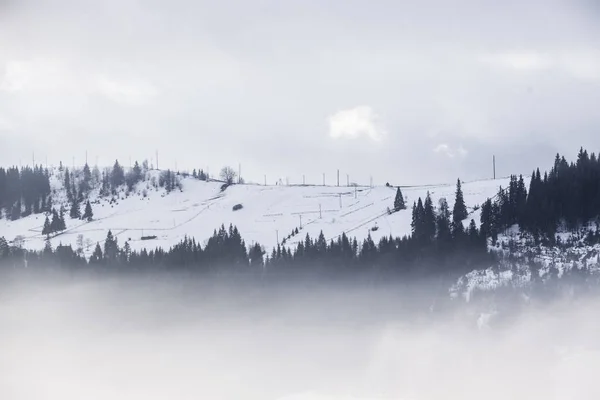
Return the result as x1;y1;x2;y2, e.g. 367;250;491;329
0;169;512;258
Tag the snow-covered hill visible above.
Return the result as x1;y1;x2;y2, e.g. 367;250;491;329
0;168;510;258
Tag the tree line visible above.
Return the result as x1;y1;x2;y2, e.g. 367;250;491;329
481;148;600;245
0;166;51;220
0;178;489;279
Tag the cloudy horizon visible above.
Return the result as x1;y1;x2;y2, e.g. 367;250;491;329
1;0;599;185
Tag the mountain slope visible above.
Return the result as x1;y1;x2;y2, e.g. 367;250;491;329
0;168;511;257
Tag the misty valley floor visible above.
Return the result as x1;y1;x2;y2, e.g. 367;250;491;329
2;275;600;400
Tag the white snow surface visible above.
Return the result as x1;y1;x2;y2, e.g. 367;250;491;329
0;169;510;258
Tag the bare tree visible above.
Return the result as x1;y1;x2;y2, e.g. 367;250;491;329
220;166;238;185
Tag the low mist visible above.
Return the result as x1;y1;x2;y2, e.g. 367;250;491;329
1;272;600;399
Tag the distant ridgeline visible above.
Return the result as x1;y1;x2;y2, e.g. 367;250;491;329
2;148;600;279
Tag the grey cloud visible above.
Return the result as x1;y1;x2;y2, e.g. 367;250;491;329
1;0;599;184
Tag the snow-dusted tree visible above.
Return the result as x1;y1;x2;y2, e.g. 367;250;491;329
82;200;94;222
394;187;406;211
452;179;468;234
89;243;103;265
42;216;51;237
219;166;237;185
111;160;125;190
69;198;81;219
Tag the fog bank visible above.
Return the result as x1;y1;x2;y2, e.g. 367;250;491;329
1;275;599;399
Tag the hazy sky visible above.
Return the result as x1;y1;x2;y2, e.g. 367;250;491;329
1;0;599;185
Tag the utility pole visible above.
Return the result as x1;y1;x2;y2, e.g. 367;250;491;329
370;176;373;188
276;230;279;244
264;175;267;186
299;214;303;228
493;155;496;179
339;193;342;209
85;150;88;165
337;169;340;186
319;204;322;219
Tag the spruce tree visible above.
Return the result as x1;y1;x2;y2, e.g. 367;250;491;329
50;209;60;233
64;169;72;201
111;160;125;189
423;192;436;242
90;243;103;265
436;198;452;244
58;206;67;231
394;187;406;211
42;216;51;237
82;200;94;222
44;238;53;255
70;198;81;219
104;230;119;263
453;179;468;223
452;179;468;237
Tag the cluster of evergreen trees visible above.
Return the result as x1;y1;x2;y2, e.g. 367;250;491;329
99;160;147;196
265;180;487;276
0;166;51;220
192;169;208;181
481;148;600;244
159;169;182;193
0;224;257;272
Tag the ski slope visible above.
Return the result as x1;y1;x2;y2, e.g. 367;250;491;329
0;171;512;257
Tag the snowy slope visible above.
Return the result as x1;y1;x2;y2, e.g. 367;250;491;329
0;169;511;257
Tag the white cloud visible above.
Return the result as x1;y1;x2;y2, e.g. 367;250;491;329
433;143;468;158
328;106;387;141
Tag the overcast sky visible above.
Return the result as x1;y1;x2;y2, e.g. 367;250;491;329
1;0;599;185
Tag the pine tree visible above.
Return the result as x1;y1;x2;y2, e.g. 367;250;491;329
50;209;60;233
111;160;125;190
83;163;92;184
104;230;119;263
64;168;72;201
42;216;51;237
436;198;452;244
452;179;467;235
453;179;468;222
69;198;81;219
423;192;436;242
89;243;103;265
467;219;480;248
394;187;406;211
82;200;94;222
58;206;67;231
